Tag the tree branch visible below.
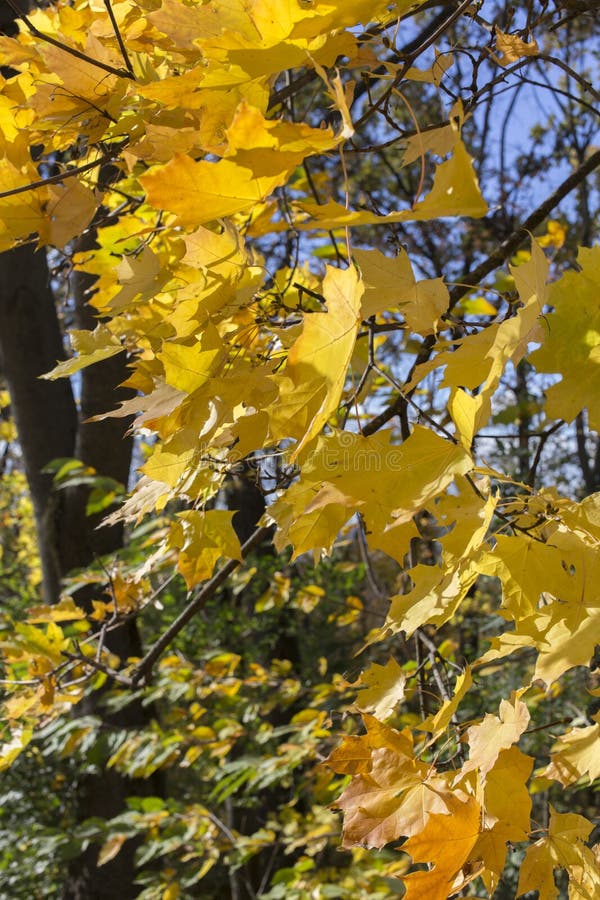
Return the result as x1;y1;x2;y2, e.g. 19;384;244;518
130;525;273;685
362;148;600;437
4;0;133;80
447;147;600;307
102;0;134;77
526;420;565;487
268;1;464;113
0;148;124;200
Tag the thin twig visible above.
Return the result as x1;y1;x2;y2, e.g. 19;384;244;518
536;53;600;105
61;650;135;687
353;0;474;130
526;420;565;487
447;147;600;307
267;4;446;112
372;362;459;444
356;514;387;602
0;149;123;200
417;630;451;704
102;0;135;77
414;633;426;720
269;2;467;114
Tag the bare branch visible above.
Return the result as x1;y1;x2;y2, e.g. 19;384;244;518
131;525;273;685
447;147;600;306
0;148;123;200
527;420;565;487
61;650;135;687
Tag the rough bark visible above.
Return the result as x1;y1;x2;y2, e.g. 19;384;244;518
0;246;78;601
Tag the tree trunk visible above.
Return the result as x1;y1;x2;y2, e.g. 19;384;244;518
0;0;159;870
0;246;78;602
0;240;155;898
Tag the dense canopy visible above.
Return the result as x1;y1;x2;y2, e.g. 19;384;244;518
0;0;599;897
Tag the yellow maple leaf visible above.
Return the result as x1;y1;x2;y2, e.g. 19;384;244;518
402;122;456;166
0;159;48;250
141;433;198;490
158;322;226;395
141;106;336;227
269;477;355;560
410;139;488;221
543;722;600;787
111;246;164;311
286;265;363;458
327;715;455;848
26;598;86;623
270;426;471;556
408;240;548;446
169;509;242;589
471;821;517;894
419;666;473;736
483;746;533;837
477;533;574;619
14;620;70;667
354;247;449;334
38;179;97;249
405;52;454;88
42;325;123;380
141;155;282;227
462;693;530;777
495;30;539;66
354;657;407;720
530;246;600;430
298;139;487;228
517;807;600;900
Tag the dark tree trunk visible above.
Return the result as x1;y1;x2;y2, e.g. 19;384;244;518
0;246;78;601
0;240;155;898
0;3;161;877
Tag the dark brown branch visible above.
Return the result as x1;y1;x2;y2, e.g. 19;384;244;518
130;525;273;685
62;650;135;687
537;55;600;103
4;0;133;79
447;147;600;306
0;148;123;200
526;420;565;487
397;0;472;70
268;1;464;113
102;0;134;77
353;0;474;130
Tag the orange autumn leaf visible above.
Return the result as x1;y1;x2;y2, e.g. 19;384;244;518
402;796;481;900
327;715;456;848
